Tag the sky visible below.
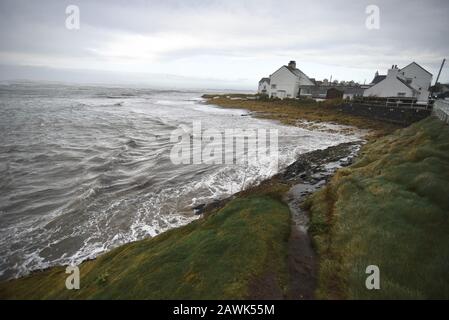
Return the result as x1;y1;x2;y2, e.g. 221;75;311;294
0;0;448;90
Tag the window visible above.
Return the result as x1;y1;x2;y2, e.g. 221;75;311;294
271;84;277;89
406;78;412;84
397;92;406;97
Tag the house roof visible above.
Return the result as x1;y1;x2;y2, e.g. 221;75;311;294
259;77;270;84
371;74;386;84
400;62;433;76
366;74;418;94
269;65;314;85
396;77;419;93
286;66;304;78
327;87;344;93
286;66;314;85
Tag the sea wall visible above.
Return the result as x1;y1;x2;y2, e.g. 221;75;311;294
339;102;431;126
433;99;449;124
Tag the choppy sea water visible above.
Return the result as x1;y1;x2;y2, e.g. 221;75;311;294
0;82;361;280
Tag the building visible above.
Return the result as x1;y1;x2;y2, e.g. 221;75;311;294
363;62;432;102
431;83;449;98
257;60;365;100
326;88;343;99
257;78;270;94
343;87;365;100
259;61;315;99
370;71;386;85
309;84;364;100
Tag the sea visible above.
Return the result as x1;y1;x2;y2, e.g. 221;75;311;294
0;82;360;280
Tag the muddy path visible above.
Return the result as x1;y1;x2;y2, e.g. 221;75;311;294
195;141;364;299
280;141;362;299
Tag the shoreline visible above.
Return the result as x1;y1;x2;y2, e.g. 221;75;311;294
201;94;401;139
0;140;364;299
204;96;449;299
0;94;372;299
3;103;447;299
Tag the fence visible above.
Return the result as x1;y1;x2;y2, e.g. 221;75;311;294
433;99;449;124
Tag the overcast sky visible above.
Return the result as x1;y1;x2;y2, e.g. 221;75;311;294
0;0;448;89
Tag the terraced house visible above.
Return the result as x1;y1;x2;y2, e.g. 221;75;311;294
363;62;433;103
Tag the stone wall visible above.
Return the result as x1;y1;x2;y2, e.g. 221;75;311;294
339;103;431;126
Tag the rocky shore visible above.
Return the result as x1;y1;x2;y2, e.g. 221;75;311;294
192;140;364;299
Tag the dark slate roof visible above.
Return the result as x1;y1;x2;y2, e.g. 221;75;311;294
371;75;386;84
259;77;270;84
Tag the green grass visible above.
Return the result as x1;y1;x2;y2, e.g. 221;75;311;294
305;117;449;299
0;195;290;299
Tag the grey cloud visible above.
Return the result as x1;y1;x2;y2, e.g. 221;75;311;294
0;0;448;86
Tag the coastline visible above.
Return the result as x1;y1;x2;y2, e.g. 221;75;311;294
5;94;447;299
201;94;400;139
201;95;449;299
0;141;364;300
0;94;374;299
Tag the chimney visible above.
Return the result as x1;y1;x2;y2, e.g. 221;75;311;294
288;60;296;69
387;66;399;78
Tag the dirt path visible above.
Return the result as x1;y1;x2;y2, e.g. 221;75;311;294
196;141;364;300
284;183;321;299
280;142;363;299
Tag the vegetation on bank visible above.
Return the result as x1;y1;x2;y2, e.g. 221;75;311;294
305;117;449;299
0;195;290;299
202;94;400;138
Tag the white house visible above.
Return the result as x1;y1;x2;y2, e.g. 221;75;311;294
259;61;315;99
257;78;270;94
363;62;432;102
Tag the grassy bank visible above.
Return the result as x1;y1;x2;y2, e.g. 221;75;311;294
305;117;449;299
203;95;400;138
3;95;443;300
0;194;290;299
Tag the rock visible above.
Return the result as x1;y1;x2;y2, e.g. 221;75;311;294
193;204;206;215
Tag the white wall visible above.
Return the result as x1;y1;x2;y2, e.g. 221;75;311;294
269;66;299;98
399;63;432;102
364;68;415;98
